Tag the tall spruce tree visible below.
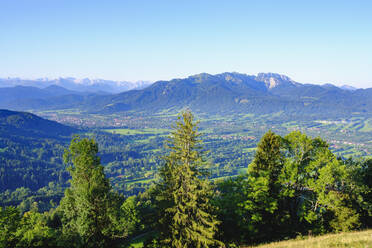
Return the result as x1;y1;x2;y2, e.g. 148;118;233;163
239;130;285;242
156;110;223;248
248;130;284;184
59;136;116;248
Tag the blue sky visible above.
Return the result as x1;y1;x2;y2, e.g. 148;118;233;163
1;0;371;87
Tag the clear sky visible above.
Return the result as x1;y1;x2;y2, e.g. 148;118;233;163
1;0;371;88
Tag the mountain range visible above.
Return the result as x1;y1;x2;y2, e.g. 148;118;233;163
0;77;152;93
1;72;371;118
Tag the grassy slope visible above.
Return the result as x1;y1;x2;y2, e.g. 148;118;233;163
244;230;372;248
126;230;372;248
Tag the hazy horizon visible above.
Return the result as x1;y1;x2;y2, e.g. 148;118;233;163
0;71;369;89
1;0;371;88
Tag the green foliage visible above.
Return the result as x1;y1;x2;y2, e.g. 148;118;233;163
212;176;248;244
215;131;286;243
155;110;223;247
0;110;74;193
215;130;368;245
15;210;59;247
245;131;284;240
360;159;372;226
118;196;141;237
342;158;372;229
59;136;119;248
280;131;360;233
0;206;64;248
0;206;21;248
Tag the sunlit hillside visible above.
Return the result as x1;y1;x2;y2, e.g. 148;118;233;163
245;230;372;248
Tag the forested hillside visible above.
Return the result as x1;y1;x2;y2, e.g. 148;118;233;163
0;110;77;210
0;111;370;248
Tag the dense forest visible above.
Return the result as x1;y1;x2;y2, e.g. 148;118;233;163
1;111;371;247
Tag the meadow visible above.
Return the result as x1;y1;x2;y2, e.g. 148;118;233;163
245;229;372;248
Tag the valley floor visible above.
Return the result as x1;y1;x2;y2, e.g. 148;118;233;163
244;229;372;248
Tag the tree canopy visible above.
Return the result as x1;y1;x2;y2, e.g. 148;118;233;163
155;110;223;248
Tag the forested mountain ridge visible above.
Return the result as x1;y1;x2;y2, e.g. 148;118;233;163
0;85;109;110
0;109;77;138
89;72;371;117
2;72;370;118
0;85;76;105
0;110;77;196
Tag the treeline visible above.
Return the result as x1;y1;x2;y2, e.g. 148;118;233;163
1;111;371;248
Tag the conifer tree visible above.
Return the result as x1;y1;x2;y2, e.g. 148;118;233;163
243;130;284;241
249;130;284;184
59;136;116;248
156;110;223;248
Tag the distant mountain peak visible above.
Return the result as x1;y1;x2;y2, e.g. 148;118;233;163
44;84;67;90
188;73;214;82
340;85;358;91
255;72;297;89
218;72;249;83
256;72;293;81
321;83;340;90
0;77;153;93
